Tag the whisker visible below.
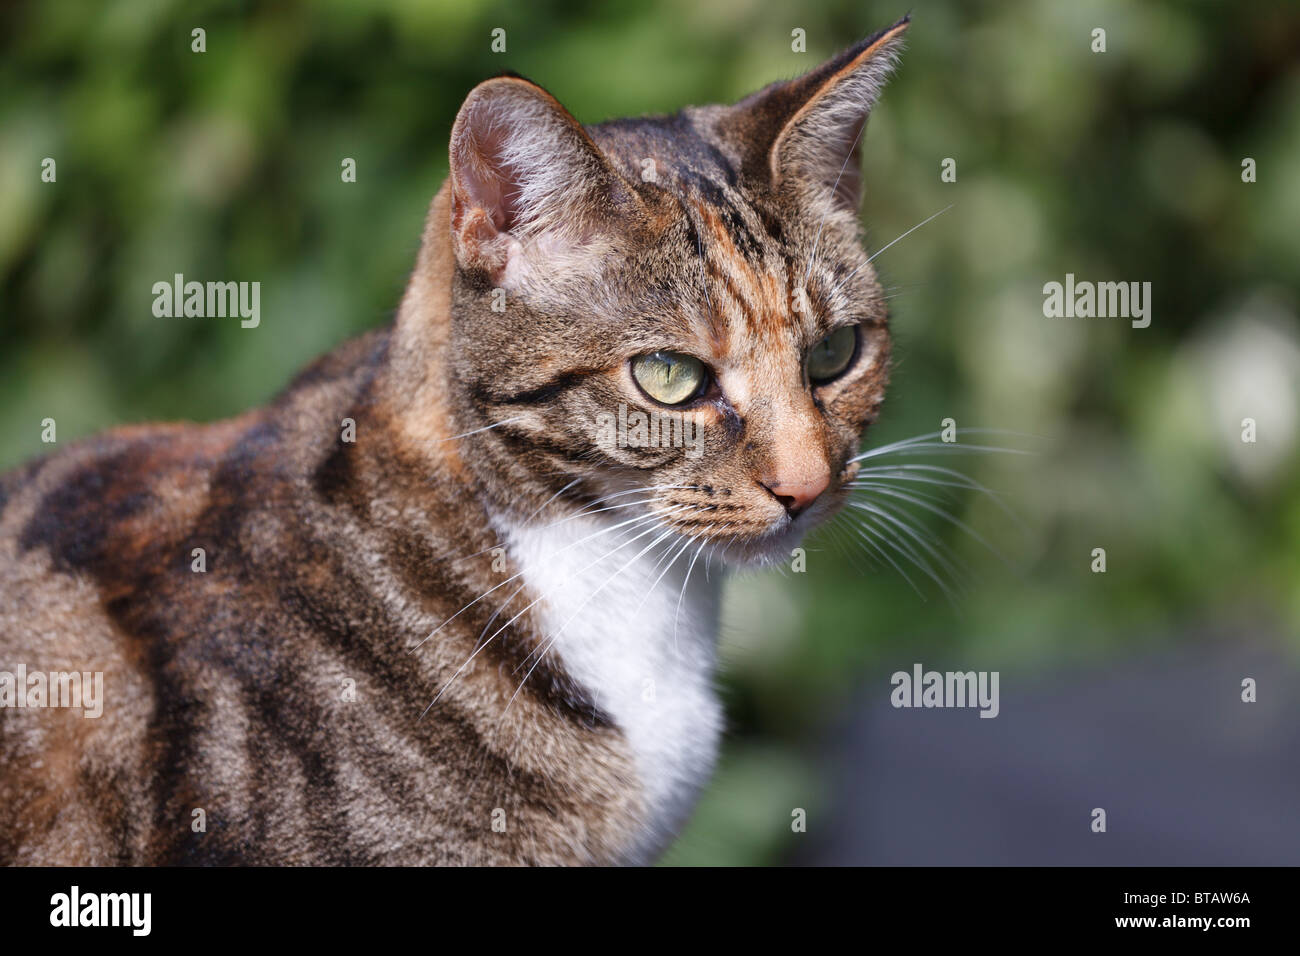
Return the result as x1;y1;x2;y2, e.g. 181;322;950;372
854;498;972;584
853;483;1008;566
852;479;954;509
867;204;954;264
503;524;684;715
538;485;700;532
855;441;1034;461
851;426;1036;464
413;505;681;655
448;485;699;563
422;505;694;716
802;118;870;288
824;518;876;578
524;477;582;522
438;416;525;442
439;501;647;572
409;566;526;654
841;511;927;600
673;535;712;657
704;535;726;583
825;204;953;302
513;515;704;674
850;464;1026;533
633;533;698;617
847;502;962;603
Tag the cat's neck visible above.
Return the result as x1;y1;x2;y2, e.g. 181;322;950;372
371;184;726;856
493;504;725;861
376;183;466;475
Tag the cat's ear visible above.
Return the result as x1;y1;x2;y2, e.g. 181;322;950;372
727;17;909;215
448;75;634;288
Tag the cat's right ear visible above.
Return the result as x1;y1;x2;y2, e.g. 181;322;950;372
721;17;909;218
447;76;633;288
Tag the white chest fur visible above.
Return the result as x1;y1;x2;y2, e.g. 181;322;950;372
498;509;724;861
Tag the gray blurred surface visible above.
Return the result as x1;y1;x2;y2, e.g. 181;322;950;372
793;638;1300;865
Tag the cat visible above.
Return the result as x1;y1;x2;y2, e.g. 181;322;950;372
0;16;907;865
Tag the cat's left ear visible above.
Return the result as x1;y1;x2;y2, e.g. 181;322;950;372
447;74;639;289
726;17;909;215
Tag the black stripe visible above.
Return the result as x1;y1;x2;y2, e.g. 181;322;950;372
472;369;597;407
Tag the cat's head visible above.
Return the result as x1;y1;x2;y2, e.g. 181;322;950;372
438;18;908;566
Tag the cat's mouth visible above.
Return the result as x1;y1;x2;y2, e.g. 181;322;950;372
693;464;857;568
701;492;842;568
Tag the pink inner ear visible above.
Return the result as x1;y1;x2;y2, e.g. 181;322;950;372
453;105;528;234
446;80;631;287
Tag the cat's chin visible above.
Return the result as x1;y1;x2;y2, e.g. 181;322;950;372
712;521;814;569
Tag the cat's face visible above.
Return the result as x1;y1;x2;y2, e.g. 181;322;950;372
442;21;907;566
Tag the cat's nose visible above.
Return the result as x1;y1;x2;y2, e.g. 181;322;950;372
761;471;830;518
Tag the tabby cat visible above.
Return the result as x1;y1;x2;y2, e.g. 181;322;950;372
0;17;907;865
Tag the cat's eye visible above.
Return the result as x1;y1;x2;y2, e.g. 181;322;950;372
631;351;707;406
806;325;858;383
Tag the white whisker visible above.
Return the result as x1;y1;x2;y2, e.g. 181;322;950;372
802;118;870;287
848;502;961;603
825;204;953;302
867;204;953;264
502;524;683;715
438;416;525;442
673;536;711;657
842;511;926;599
854;483;1008;565
423;505;694;716
525;477;582;522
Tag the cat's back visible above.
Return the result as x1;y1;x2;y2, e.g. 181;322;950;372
0;330;387;863
0;327;387;645
0;416;259;862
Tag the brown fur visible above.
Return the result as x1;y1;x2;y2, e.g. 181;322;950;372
0;18;907;864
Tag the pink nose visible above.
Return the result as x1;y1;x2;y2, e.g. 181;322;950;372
761;472;830;517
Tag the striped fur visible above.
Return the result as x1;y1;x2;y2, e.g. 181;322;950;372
0;18;907;865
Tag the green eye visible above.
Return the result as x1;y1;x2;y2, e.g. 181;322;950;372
806;325;858;383
631;351;707;406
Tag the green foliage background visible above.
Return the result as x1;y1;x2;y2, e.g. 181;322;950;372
2;1;1298;865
